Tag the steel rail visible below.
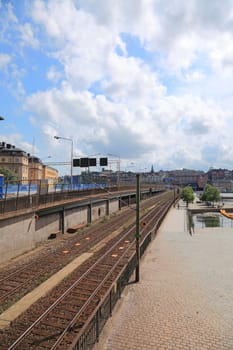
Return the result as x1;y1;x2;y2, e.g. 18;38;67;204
71;197;174;348
64;196;174;349
8;194;173;349
8;230;134;348
50;239;134;349
0;206;135;308
0;192;166;307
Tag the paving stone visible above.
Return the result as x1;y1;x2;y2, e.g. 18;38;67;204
94;201;233;350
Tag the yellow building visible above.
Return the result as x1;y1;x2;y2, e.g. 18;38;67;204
0;142;58;184
28;156;43;183
0;142;29;182
42;164;58;183
29;156;58;184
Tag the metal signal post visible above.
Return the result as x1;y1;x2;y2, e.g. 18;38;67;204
135;173;140;282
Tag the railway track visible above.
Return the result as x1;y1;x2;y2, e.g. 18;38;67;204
0;191;174;349
0;192;169;313
0;207;132;313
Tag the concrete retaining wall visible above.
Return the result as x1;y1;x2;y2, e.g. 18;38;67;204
35;213;60;243
109;199;119;214
0;198;119;264
65;206;88;229
0;189;160;264
0;213;35;263
91;202;107;222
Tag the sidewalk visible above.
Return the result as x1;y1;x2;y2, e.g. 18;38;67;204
94;202;233;350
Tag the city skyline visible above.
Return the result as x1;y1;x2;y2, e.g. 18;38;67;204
1;1;233;175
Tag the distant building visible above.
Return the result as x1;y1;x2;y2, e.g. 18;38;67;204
28;156;43;183
207;168;233;182
0;142;58;183
167;169;205;190
0;142;28;182
206;168;233;192
212;179;233;192
42;164;58;183
197;174;208;190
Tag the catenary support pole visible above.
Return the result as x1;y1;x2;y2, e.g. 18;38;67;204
135;173;140;282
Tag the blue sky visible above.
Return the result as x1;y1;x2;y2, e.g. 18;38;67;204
1;0;233;175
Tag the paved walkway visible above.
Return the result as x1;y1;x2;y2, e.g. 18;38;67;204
94;201;233;350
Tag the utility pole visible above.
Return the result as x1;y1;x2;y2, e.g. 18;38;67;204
135;173;140;282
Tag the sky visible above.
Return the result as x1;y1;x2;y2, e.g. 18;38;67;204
1;0;233;175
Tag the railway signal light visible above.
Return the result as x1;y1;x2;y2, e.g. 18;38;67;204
89;158;97;166
100;157;108;166
73;157;97;167
73;158;80;167
80;157;89;167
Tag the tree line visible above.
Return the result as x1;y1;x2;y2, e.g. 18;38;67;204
181;184;220;206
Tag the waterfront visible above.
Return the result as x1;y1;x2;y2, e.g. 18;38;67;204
193;212;233;229
190;193;233;229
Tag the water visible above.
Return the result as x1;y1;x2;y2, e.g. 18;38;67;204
193;212;233;228
191;194;233;229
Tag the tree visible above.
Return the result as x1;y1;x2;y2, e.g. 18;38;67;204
0;167;17;183
181;186;194;207
200;184;220;204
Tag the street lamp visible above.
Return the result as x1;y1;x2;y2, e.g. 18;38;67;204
0;116;4;120
54;136;73;189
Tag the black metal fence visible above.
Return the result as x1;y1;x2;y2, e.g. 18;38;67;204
0;176;165;215
0;187;111;215
0;181;140;215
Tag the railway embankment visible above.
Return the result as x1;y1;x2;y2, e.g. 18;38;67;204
0;188;157;264
0;191;174;349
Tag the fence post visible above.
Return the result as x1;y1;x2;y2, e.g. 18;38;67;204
96;309;100;342
37;180;41;207
15;182;20;211
0;174;3;200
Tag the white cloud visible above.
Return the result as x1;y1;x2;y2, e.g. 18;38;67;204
0;53;11;69
19;22;40;49
102;54;166;106
0;2;18;45
184;71;205;82
24;76;229;170
3;0;233;171
46;66;63;83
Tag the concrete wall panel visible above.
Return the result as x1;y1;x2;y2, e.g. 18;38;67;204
0;213;35;263
35;213;60;243
91;202;106;222
64;207;88;231
109;199;119;214
0;191;149;264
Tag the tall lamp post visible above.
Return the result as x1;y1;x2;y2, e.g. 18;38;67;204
0;116;4;120
54;136;73;189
